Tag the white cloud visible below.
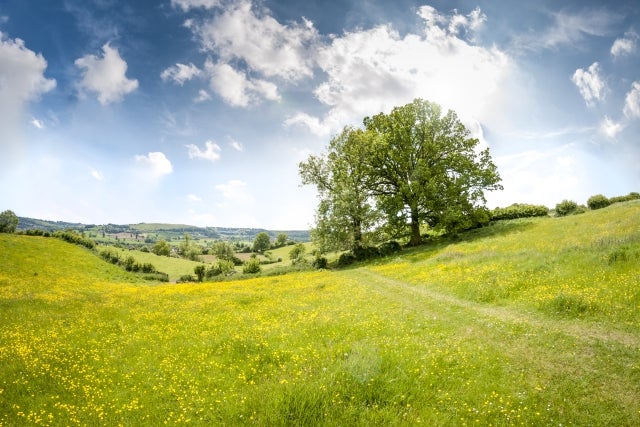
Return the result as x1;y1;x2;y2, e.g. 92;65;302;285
228;137;243;151
91;169;104;181
571;62;606;106
611;31;638;58
185;140;221;162
161;62;201;85
289;7;510;135
0;33;56;164
623;81;640;119
193;0;318;81
171;0;220;11
187;194;202;202
75;43;138;105
204;60;279;107
599;116;625;139
30;117;44;129
134;152;173;179
194;89;211;103
215;179;253;203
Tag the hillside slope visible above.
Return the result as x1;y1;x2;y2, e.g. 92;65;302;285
1;201;639;426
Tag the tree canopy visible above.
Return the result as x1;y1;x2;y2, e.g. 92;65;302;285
0;210;19;233
252;232;271;253
300;98;502;252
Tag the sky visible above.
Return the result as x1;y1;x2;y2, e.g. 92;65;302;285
1;0;639;230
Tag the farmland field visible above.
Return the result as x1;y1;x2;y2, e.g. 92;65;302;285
1;201;639;425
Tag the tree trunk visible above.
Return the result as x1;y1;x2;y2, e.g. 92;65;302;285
408;209;422;246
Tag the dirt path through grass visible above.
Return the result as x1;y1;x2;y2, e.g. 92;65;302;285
350;268;640;349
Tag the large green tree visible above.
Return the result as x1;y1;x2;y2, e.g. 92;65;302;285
0;210;18;233
363;99;502;245
299;126;381;253
252;232;271;253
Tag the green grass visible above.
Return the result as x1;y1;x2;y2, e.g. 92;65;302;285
1;201;639;425
106;248;204;281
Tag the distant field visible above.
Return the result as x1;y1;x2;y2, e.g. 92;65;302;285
1;201;639;425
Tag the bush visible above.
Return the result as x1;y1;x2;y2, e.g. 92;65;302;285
587;194;611;210
609;192;640;205
555;200;578;217
178;274;196;283
490;204;550;221
194;265;206;282
352;245;379;260
312;255;328;269
337;252;356;267
207;259;236;278
53;230;96;249
378;240;401;256
242;258;261;274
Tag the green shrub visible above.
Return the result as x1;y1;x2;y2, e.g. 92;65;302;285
609;192;640;204
312;255;328;269
378;240;401;256
490;204;550;221
555;200;578;217
0;210;19;233
242;258;261;274
587;194;610;210
53;230;96;249
194;265;206;282
177;274;196;283
337;252;356;267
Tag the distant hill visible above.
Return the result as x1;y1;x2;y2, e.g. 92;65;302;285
16;217;310;242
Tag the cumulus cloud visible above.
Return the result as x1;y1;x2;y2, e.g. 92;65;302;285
611;31;638;58
187;193;202;202
185;140;221;161
289;6;510;135
623;81;640;119
194;89;211;103
204;60;279;107
161;62;201;85
134;152;173;179
193;0;318;82
599;116;625;139
571;62;606;106
171;0;220;11
0;33;56;164
75;43;138;105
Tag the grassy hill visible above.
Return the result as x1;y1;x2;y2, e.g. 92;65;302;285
1;201;639;425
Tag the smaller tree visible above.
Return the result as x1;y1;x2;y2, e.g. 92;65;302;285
275;233;288;247
212;241;236;261
151;239;171;256
243;257;261;274
252;232;271;253
0;210;19;233
555;200;578;216
194;265;206;282
289;243;307;264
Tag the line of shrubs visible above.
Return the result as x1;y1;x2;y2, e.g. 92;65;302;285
99;247;169;281
337;241;402;267
489;204;550;221
556;192;640;217
19;229;97;249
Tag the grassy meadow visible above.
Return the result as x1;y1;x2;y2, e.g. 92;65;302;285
1;201;639;425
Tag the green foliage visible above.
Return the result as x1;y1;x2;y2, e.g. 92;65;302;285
194;265;206;282
378;240;401;256
275;233;288;247
52;230;96;249
206;259;236;278
609;192;640;205
211;241;236;261
289;243;307;264
587;194;611;210
151;239;171;256
99;248;160;275
555;199;578;216
252;232;271;253
179;233;202;261
312;255;328;269
242;257;261;274
0;210;19;233
490;203;550;220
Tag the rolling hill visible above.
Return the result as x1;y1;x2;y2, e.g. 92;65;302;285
1;200;639;425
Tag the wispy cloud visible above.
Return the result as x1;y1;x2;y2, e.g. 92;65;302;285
623;81;640;119
611;31;638;58
571;62;606;106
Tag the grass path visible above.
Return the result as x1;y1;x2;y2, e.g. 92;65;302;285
350;268;640;349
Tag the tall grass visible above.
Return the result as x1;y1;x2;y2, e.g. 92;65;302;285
1;200;639;425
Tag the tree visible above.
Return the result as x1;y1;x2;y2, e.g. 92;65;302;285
179;233;202;261
0;210;18;233
299;126;381;253
252;232;271;253
363;99;502;245
289;243;306;264
194;265;206;282
212;241;236;261
151;239;171;256
275;233;288;247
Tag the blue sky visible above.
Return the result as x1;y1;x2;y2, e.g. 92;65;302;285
1;0;639;229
